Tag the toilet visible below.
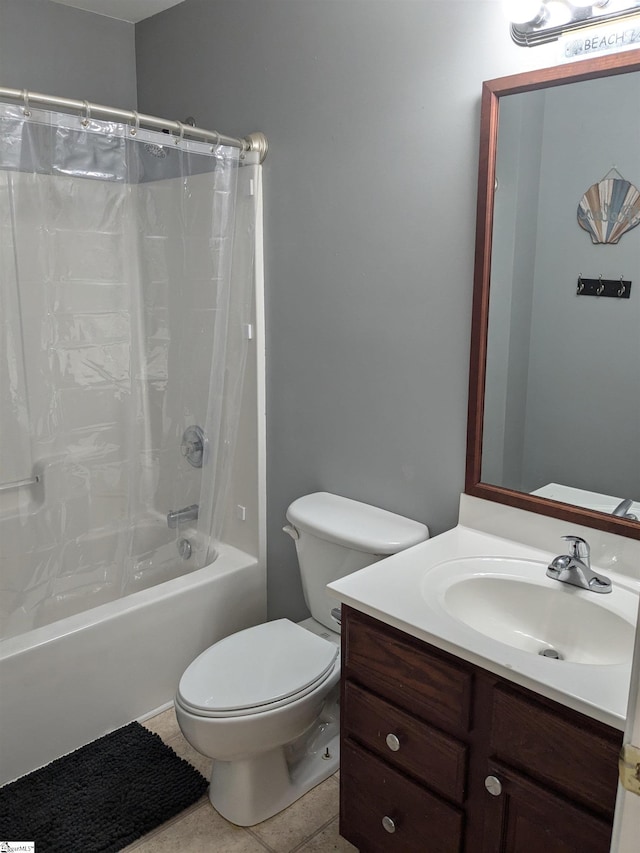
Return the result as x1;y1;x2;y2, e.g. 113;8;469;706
174;492;429;826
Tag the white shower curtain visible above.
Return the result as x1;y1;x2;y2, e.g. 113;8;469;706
0;101;256;637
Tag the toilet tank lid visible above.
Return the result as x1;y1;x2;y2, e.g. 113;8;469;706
286;492;429;555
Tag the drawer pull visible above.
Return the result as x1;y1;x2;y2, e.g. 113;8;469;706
382;815;397;834
385;733;401;752
484;775;503;797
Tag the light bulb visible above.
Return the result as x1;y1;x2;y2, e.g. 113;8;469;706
545;1;574;25
589;2;624;18
602;0;636;11
502;0;546;23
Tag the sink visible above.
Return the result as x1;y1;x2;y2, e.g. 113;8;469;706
423;557;637;665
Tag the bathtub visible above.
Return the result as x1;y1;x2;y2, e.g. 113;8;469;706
0;541;266;785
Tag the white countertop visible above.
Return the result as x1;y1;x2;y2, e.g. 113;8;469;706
328;524;640;730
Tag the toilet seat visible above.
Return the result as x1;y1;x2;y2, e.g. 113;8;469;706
176;619;339;719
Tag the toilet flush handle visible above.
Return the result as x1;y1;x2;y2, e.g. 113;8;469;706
283;524;299;540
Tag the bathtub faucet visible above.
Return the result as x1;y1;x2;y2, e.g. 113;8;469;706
167;504;199;529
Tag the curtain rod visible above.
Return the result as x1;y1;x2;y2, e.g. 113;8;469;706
0;87;268;163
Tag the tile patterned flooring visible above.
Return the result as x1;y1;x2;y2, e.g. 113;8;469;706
122;708;358;852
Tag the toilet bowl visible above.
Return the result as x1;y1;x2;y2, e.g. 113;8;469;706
175;617;341;826
175;492;429;826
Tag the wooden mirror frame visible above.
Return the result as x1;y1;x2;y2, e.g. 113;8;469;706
465;48;640;541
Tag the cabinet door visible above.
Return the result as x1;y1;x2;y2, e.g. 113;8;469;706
490;684;620;818
481;761;613;853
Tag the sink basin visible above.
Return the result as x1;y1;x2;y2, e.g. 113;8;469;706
423;557;637;665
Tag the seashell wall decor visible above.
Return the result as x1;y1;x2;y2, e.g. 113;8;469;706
577;176;640;244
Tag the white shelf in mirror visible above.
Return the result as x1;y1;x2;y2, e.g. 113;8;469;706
533;484;639;519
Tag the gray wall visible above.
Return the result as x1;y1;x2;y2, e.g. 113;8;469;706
135;0;559;621
0;0;137;108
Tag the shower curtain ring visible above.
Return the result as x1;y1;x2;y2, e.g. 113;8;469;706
174;120;185;145
210;131;220;153
22;89;31;117
81;100;91;128
130;110;140;136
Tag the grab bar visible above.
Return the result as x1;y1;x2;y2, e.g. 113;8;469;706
0;474;40;493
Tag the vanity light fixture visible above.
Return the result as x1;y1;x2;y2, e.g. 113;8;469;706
503;0;640;46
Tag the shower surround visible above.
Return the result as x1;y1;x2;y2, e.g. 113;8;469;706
0;102;266;783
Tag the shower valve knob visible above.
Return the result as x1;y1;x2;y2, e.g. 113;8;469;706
181;425;207;468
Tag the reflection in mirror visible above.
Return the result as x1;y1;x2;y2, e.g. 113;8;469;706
484;73;640;507
531;485;639;520
466;51;640;540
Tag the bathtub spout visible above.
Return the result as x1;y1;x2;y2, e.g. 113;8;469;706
167;504;199;529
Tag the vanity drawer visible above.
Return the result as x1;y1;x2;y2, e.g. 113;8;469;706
340;737;464;853
343;681;467;803
490;685;622;817
343;608;473;733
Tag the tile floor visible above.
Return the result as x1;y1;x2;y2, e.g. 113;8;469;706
123;708;358;853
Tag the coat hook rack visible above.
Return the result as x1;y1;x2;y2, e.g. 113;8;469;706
576;275;632;299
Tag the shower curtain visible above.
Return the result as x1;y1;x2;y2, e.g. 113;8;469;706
0;101;256;638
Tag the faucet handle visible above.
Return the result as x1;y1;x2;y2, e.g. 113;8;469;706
561;535;590;561
612;498;638;520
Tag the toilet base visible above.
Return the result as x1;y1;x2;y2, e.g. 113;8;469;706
209;729;340;826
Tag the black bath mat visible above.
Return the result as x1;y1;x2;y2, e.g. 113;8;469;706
0;721;208;852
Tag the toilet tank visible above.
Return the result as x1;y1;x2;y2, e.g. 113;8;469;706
285;492;429;632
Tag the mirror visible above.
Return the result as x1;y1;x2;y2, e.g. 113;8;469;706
466;49;640;540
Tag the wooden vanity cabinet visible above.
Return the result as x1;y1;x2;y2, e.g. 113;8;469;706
339;606;622;853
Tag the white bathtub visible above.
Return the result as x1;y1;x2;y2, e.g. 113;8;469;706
0;541;266;785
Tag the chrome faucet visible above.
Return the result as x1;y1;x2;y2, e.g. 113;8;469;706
167;504;199;529
546;535;611;594
612;499;638;521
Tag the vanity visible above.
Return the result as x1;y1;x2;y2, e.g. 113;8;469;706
340;607;620;853
330;47;640;853
329;516;638;853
